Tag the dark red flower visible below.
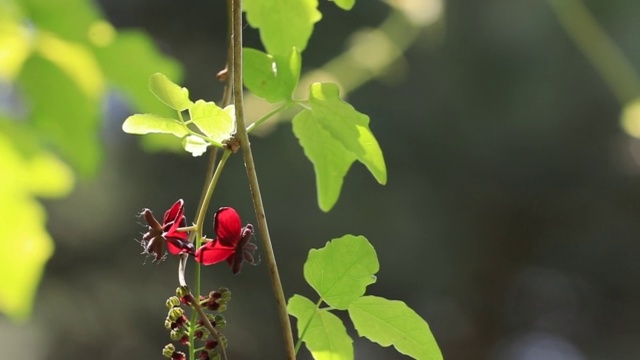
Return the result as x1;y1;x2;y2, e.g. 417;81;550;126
194;207;258;274
141;199;194;261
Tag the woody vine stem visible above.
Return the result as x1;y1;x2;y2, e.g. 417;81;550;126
230;0;297;358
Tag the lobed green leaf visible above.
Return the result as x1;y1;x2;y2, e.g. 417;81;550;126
288;294;353;360
148;73;193;111
348;296;443;360
188;100;235;145
243;47;301;103
293;82;387;211
304;235;378;310
122;114;189;138
243;0;321;56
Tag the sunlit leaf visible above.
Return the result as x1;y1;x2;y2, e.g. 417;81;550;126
189;100;235;145
122;114;189;138
18;54;102;177
292;110;355;211
348;296;443;360
293;82;386;211
244;0;321;56
182;135;208;156
307;82;386;184
0;6;32;79
149;73;193;111
26;152;74;198
35;31;104;99
0;133;61;321
332;0;356;11
18;0;101;44
243;47;301;103
288;294;353;360
304;235;378;309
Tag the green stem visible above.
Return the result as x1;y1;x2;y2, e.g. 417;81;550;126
194;150;232;235
547;0;640;104
294;298;323;354
230;0;296;358
187;149;231;359
246;102;290;133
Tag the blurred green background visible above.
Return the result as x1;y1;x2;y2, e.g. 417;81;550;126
2;0;640;359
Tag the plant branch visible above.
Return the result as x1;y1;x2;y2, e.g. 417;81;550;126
230;0;296;358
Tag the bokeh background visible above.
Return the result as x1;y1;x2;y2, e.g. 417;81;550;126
2;0;640;359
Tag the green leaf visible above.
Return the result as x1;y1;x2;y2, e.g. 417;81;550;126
148;73;193;111
122;114;189;138
308;83;386;183
18;54;102;177
288;294;353;360
348;296;443;360
18;0;101;44
292;110;355;211
292;82;386;211
243;47;301;103
188;100;235;145
333;0;356;11
0;5;32;79
244;0;321;56
182;135;209;157
0;132;68;321
304;235;378;309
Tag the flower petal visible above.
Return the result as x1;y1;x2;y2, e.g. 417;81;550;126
213;207;242;247
195;240;236;265
166;237;194;255
163;199;185;225
165;213;189;241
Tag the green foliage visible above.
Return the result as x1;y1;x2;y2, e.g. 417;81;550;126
243;0;321;56
123;73;236;154
332;0;356;11
0;129;73;320
304;235;378;310
19;53;102;177
289;235;442;360
243;47;301;103
349;296;443;360
122;114;190;138
0;0;183;320
189;100;236;144
288;295;353;360
149;73;194;112
293;83;387;211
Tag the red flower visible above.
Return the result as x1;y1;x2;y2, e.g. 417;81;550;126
194;207;258;274
141;199;194;261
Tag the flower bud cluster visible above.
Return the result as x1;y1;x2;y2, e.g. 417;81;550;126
163;287;232;359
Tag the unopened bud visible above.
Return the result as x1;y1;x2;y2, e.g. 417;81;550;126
168;307;184;322
162;344;176;358
170;328;186;341
166;296;181;309
176;286;190;298
218;288;231;303
214;314;226;329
